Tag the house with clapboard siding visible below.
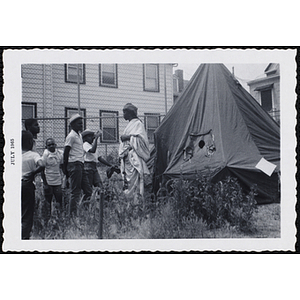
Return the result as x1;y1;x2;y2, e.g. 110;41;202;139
21;63;174;155
247;63;280;124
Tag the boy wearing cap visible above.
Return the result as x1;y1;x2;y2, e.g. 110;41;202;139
82;129;102;188
82;129;117;188
63;114;92;215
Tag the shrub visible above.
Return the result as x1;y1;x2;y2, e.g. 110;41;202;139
155;176;257;233
105;148;120;165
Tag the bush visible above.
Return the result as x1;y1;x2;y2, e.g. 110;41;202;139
155;176;257;233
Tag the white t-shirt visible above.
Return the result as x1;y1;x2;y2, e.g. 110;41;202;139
64;130;84;163
83;141;98;163
42;149;63;185
22;150;42;180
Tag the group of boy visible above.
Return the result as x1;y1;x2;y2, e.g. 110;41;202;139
21;103;151;240
21;114;113;239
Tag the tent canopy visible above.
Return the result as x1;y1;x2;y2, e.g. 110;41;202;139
153;64;280;204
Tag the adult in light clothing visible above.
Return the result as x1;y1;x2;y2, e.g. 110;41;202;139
62;114;92;215
119;103;150;198
41;138;63;210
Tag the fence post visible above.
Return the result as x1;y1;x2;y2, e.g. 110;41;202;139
98;191;104;239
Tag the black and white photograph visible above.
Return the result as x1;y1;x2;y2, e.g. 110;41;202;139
2;48;296;252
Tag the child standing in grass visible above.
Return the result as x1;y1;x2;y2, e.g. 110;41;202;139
82;129;113;188
22;130;44;239
41;138;63;213
63;114;92;216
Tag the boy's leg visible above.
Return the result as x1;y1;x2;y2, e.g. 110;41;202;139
93;166;102;188
82;166;93;202
84;163;94;187
52;185;63;207
43;185;54;204
21;182;35;239
67;162;83;216
43;184;53;219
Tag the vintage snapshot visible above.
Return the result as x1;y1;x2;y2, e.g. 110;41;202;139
2;48;297;252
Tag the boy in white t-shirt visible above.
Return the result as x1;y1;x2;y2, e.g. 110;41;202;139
63;114;92;216
82;129;111;188
41;138;63;211
22;130;44;239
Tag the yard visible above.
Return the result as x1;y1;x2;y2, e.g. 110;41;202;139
31;166;280;240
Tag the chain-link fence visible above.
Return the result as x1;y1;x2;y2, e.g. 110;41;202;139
22;114;160;159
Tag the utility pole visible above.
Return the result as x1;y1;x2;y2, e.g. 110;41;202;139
77;64;81;114
164;64;168;114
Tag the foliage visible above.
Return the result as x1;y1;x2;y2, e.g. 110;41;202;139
156;176;258;233
105;148;120;165
31;174;266;240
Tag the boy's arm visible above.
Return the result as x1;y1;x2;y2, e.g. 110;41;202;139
41;170;48;186
23;161;44;182
88;131;102;153
98;156;112;167
63;146;71;176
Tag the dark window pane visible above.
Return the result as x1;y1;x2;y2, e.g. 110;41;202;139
102;72;115;85
22;105;35;119
261;89;272;111
100;110;118;142
103;128;116;141
147;116;159;128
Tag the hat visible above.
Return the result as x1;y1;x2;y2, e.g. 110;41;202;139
81;129;94;138
69;113;82;124
123;103;138;115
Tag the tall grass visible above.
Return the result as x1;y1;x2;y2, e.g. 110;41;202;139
31;172;266;239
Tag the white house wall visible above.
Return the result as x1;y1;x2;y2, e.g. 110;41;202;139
22;63;174;155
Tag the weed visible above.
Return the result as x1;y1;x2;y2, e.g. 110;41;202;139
30;172;275;240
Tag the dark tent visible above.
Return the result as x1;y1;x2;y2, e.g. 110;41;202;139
153;64;280;204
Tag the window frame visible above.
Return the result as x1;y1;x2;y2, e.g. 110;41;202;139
99;110;119;143
65;107;86;137
143;64;160;92
99;64;118;88
22;102;37;119
64;64;86;84
144;113;161;143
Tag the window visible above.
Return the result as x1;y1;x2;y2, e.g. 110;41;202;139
261;89;273;111
145;113;160;143
143;64;159;92
99;64;118;87
65;64;86;84
100;110;119;143
22;102;37;119
65;107;86;136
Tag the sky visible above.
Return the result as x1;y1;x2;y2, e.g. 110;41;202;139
174;63;268;91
